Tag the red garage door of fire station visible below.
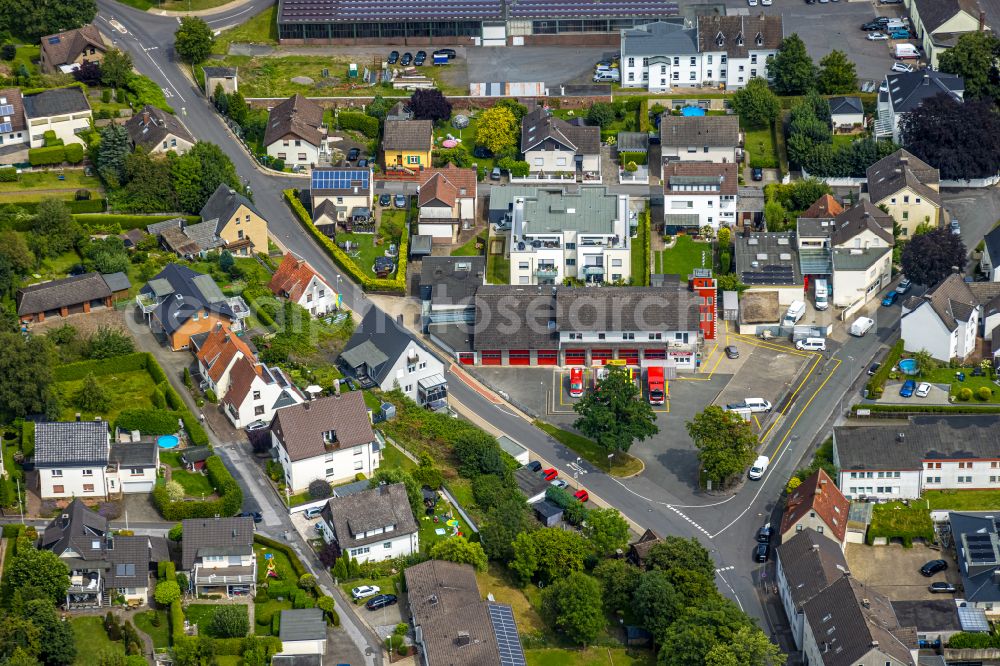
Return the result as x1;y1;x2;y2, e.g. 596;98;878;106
564;349;586;365
481;350;501;365
508;350;530;366
536;350;558;365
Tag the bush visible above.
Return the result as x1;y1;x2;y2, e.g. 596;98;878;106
204;388;217;403
54;353;151;382
0;168;16;182
0;44;15;61
977;386;993;401
337;111;380;139
183;367;193;388
210;605;249;638
865;339;905;398
308;479;332;500
65;144;84;163
116;408;182;435
28;145;66;166
151;387;167;409
166;480;185;502
271;159;285;172
271;613;280;635
154;580;181;605
168;523;183;542
102;89;112;103
21;421;34;459
617;150;648;165
170;601;184;643
958;387;973;401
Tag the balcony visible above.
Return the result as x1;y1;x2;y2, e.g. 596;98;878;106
583;266;605;277
68;572;102;594
136;293;159;315
535;266;559;278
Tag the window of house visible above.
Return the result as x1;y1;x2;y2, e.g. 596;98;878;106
319;289;325;297
642;72;648;80
533;157;544;166
325;467;335;477
283;140;289;147
672;72;679;81
298;153;306;161
51;470;62;477
405;385;412;392
254;405;265;416
672;57;679;66
384;542;392;549
407;155;421;165
294;140;301;146
52;485;64;494
750;69;757;77
354;460;364;471
277;153;286;160
306;293;313;302
170;138;176;147
519;262;529;270
83;484;94;493
660;65;666;75
612;259;622;267
890;197;897;204
627;57;635;66
915;197;921;203
903;195;909;203
707;69;713;78
628;72;634;82
252;390;261;400
751;54;757;64
612;274;621;281
642;57;648;66
622;332;634;339
82;469;93;476
902;211;909;220
690;56;696;66
556;157;567;166
598;333;606;340
129;468;143;476
566;259;576;266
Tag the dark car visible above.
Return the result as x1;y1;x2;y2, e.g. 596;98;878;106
357;158;369;168
929;581;956;593
751;166;763;181
756;524;772;543
920;559;948;577
868;362;881;376
434;48;458;59
346;147;360;161
472;145;492;159
754;542;769;563
861;22;884;30
414;50;427;65
725;345;739;359
238;511;263;524
387;50;399;65
394;194;407;208
366;594;398;610
400;52;413;66
378;194;391;207
526;460;542;473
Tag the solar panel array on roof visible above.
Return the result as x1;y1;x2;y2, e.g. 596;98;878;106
741;265;795;285
0;123;12;133
0;105;14;116
508;0;679;17
48;36;60;44
958;606;990;633
311;169;370;191
279;0;502;22
487;604;527;666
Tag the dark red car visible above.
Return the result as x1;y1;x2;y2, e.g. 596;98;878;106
574;489;589;503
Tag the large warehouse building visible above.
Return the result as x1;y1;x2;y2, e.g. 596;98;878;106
277;0;682;45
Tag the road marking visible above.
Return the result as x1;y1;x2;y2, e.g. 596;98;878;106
162;87;173;98
109;19;127;33
715;565;735;573
207;5;257;25
715;569;744;612
666;505;711;537
759;352;822;443
449;363;503;404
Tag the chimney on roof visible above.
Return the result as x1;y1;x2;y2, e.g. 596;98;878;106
142;110;150;126
812;543;820;551
228;189;236;196
304;401;311;411
899;155;908;166
870;640;878;647
981;10;987;31
862;599;871;609
897;432;905;442
922;74;930;86
455;632;471;646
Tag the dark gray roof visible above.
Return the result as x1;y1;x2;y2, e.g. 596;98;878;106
180;447;213;464
200;184;262;233
17;272;113;316
890;600;961;633
472;286;555;351
139;264;240;336
734;232;803;286
41;499;108;558
834;415;1000;472
106;535;163;588
109;440;158;468
320;483;418;550
102;271;131;293
697;14;783;58
22;87;90;118
332;478;371;497
181;517;255;570
279;608;327;642
532;500;563;520
903;272;977;332
202;66;237;78
616;131;650;153
341;307;432;384
35;420;110;467
383;119;433;152
279;0;503;24
420;256;486;308
270;392;375;462
521;107;601;156
125;105;195;151
885;71;964;114
775;528;849;609
830;200;894;247
555;285;701;333
621;20;698;57
912;0;979;33
514;466;550;499
950;512;1000;603
829;96;863;116
659;114;739;148
986;226;1000;267
866;149;941;206
271;657;321;666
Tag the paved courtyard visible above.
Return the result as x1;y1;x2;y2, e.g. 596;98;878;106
845;542;960;601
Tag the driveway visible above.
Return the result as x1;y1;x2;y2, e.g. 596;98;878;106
466;45;614;88
845;542;960;601
940;188;1000;273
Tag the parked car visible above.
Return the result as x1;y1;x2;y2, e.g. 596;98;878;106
868;362;881;376
748;455;769;481
433;48;457;60
357;158;369;168
929;582;956;593
900;379;917;398
868;32;889;40
394;194;407;208
550;479;568;489
541;468;558;481
366;594;398;610
761;0;772;4
574;489;589;503
473;145;492;159
526;460;542;473
725;345;740;359
920;560;948;577
889;31;911;39
352;585;380;600
387;51;399;65
748;0;758;5
915;382;932;398
414;50;427;66
238;511;262;524
400;52;413;66
951;219;961;235
757;523;773;543
754;542;770;562
346;147;360;161
751;167;763;181
303;506;323;519
882;291;899;306
491;166;501;181
895;278;912;294
245;420;268;431
796;338;826;351
861;21;884;30
880;0;903;4
378;193;391;207
891;62;914;72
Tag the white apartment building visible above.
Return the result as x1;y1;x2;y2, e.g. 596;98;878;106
318;483;419;562
661;161;737;233
508;187;630;285
520;107;601;177
619;21;699;92
901;273;979;362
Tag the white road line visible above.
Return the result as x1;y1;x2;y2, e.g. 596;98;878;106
715;565;735;573
606;476;714;537
715;569;744;612
134;39;187;103
207;6;256;24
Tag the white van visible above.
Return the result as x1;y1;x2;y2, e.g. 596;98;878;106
782;300;806;327
814;279;829;311
795;337;827;351
743;398;772;413
894;43;920;59
593;70;620;82
850;317;875;337
748;455;769;480
884;18;907;30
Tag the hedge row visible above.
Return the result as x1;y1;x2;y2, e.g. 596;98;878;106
170;600;185;644
180;412;209;447
152;455;241;520
73;214;200;231
116;409;182;436
21;421;34;459
337;111;380;139
4;198;108;219
214;636;282;656
864;339;905;398
53;352;151;382
28;144;83;166
254;534;307;578
637;207;650;287
285;189;407;294
852;403;1000;415
618;150;648;166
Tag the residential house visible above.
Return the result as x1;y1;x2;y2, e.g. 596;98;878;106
416;165;478;242
124;105;196;155
734;232;804;306
269;392;380;492
35;420;159;500
829;96;864;130
619;21;699;92
975;281;1000;346
17;272;130;324
627;529;663;568
520;107;601;178
203;66;238;98
41;499;168;608
659;115;741;164
0;88;28;148
906;0;992;69
779;469;849;548
775;528;850;650
40;24;107;74
697;14;783;89
834;414;1000;500
277;609;327;656
271;657;320;666
23;87;91;148
382;120;433;170
193;323;257;397
309;167;373;236
264;94;326;168
503;186;631;285
199;183;269;256
948;511;1000;614
661;161;738;233
980;225;1000;281
419;255;485;332
866;149;941;237
901;272;978;362
891;599;976;645
385;101;412;122
340;307;447;408
874;71;963;144
137;263;250;351
801;571;917;665
404;560;526;666
317;482;419;561
182;517;257;597
269;252;339;316
514;466;550;504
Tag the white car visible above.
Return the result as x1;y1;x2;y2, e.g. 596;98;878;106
550;478;568;489
891;62;914;73
351;585;381;600
762;0;772;4
748;0;757;5
868;32;889;41
748;455;769;481
915;382;932;398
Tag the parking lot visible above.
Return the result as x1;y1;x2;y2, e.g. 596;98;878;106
845;542;961;601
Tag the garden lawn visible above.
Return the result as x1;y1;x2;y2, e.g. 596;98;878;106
532;421;644;477
255;542;296;584
476;563;544;636
831;134;856;150
655;235;713;279
134;610;171;649
452;232;486;257
924;489;1000;511
56;369;158;422
13;46;39;77
525;648;655;666
487;252;510;285
71;616;121;665
216;657;241;666
631;220;648;286
912;367;1000;403
0;169;102;193
254;598;292;636
380;442;417;472
36;246;84;280
339;232;399;280
742;125;778;169
170;468;216;497
212;5;278;53
417;498;473;554
868;501;934;544
183;604;248;638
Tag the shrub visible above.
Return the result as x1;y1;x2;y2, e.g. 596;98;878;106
151;387;167;409
102;89;112;103
54;353;150;382
154;580;181;605
865;339;905;398
298;574;317;591
0;44;15;61
394;623;408;636
64;144;84;163
271;613;280;635
205;388;217;403
337;111;380;139
308;479;332;500
0;168;16;182
210;605;249;638
170;601;184;643
271;159;285;172
21;421;34;459
183;368;192;388
116;408;181;435
617;150;648;165
977;386;993;401
168;523;183;541
166;480;185;501
28;145;66;166
958;387;973;401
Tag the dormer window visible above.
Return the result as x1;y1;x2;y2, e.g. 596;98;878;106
715;32;725;47
756;32;764;47
736;32;744;47
323;429;337;442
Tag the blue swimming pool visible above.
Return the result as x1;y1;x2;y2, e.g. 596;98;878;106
681;106;706;116
157;435;179;449
898;359;918;375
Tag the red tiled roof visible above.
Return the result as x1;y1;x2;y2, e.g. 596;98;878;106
780;469;850;544
268;252;330;304
417;165;477;208
195;324;255;383
223;356;262;410
801;194;844;219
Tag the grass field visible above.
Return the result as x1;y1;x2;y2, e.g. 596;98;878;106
655;235;713;276
476;563;545;636
380;442;417;472
0;169;101;192
254;598;292;636
924;490;1000;510
339;232;398;280
212;5;279;54
451;232;486;257
134;610;171;649
831;134;857;150
487;252;510;285
71;616;121;665
183;604;248;638
631;218;648;285
56;369;157;422
13;45;39;77
743;125;778;169
115;0;235;11
914;366;1000;403
868;501;934;544
32;246;83;281
532;421;644;477
526;648;656;666
255;542;296;584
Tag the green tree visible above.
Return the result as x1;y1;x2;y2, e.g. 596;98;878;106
816;50;857;94
85;326;135;360
764;199;786;230
174;17;214;65
219;250;235;274
582;508;630;556
154;580;181;605
912;348;937;377
635;570;682;638
658;597;753;666
123;151;178;212
96;123;131;187
171;142;241;213
771;34;816;95
705;625;785;666
687;406;758;485
4;647;40;666
900;227;967;287
226;91;249;126
574;367;658;455
730;78;780;129
100;49;133;89
494;98;528;121
0;0;96;42
210;606;249;638
0;616;41;663
939;31;1000;101
0;231;35;275
366;94;390;121
368;468;422;518
31;198;81;258
644;536;716;580
540;572;604;647
82;236;130;274
592;559;640;616
475;105;519;154
171;636;216;666
0;333;59;419
429;537;488;571
4;545;69;605
510;528;589;584
479;497;532;562
586;102;615;128
22;599;76;666
165;480;185;502
73;372;111;413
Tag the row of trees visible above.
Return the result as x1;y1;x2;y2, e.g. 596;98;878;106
770;34;858;96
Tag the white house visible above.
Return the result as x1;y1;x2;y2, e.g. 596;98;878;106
828;96;864;130
900;273;979;362
23;87;91;148
980;226;1000;282
506;187;631;285
309;166;373;237
775;528;849;650
182;517;257;597
834;414;1000;500
222;356;305;429
520;106;601;178
659;115;741;164
416;165;478;243
340;307;448;408
874;70;963;144
829;201;894;308
194;324;257;398
278;609;328;656
0;88;28;149
269;252;339;316
317;483;419;561
661;161;737;233
264;94;326;168
696;14;783;90
619;21;699;92
124;105;196;155
269;391;380;492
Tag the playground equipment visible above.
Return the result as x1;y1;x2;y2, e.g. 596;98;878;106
264;552;278;578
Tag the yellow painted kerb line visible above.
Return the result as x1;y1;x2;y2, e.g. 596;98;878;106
766;358;842;460
759;351;823;442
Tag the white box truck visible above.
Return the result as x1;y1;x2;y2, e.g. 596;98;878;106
814;279;829;311
782;300;806;327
